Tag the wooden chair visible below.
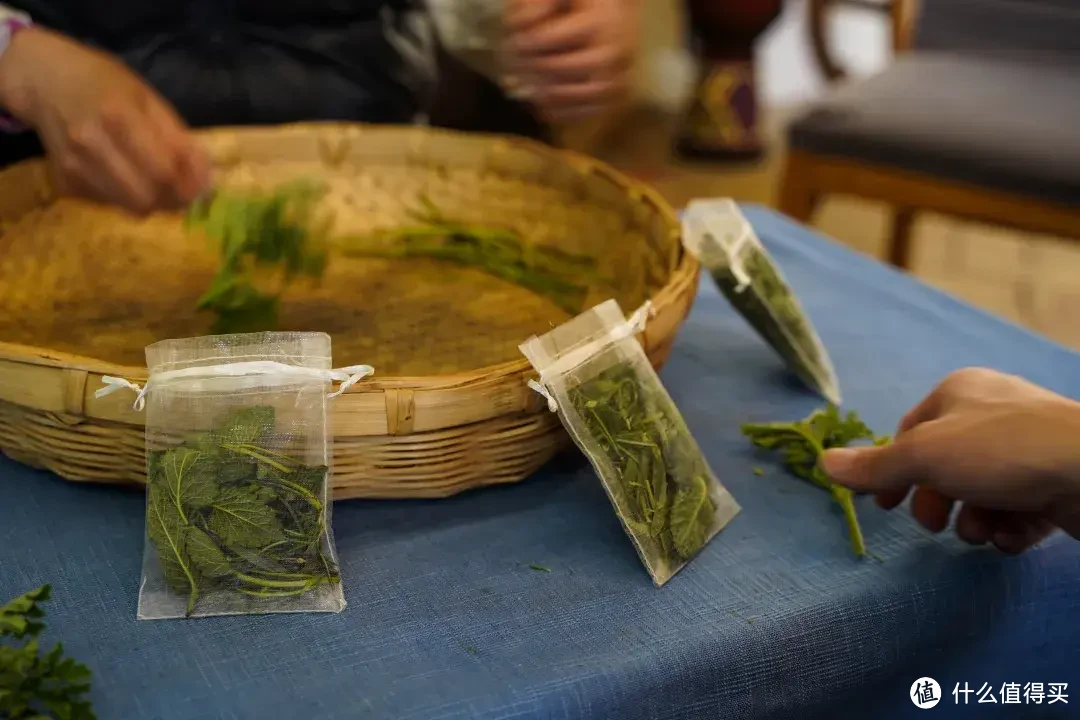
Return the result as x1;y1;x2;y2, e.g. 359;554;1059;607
780;0;1080;269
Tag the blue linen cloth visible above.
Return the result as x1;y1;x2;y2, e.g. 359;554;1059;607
1;206;1076;719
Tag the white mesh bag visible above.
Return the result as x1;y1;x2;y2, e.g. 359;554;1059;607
98;332;372;620
521;300;740;586
683;198;842;405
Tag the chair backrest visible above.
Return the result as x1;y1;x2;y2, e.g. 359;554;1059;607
915;0;1080;57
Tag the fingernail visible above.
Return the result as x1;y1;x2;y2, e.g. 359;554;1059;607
820;448;858;481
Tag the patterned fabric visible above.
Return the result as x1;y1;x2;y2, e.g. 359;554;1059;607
1;206;1077;719
677;60;763;158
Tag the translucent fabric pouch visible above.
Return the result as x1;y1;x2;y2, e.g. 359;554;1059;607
97;332;372;620
426;0;523;93
682;198;842;405
520;300;740;586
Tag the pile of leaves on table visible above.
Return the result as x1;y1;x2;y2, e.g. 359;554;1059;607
1;585;95;720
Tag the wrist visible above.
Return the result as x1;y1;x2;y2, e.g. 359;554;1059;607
0;23;43;123
1047;399;1080;540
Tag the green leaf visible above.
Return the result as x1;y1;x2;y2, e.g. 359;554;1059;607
217;407;275;447
146;483;199;611
185;527;233;579
289;465;328;495
158;447;216;515
669;475;715;560
0;587;96;720
741;405;887;557
0;586;50;640
206;485;282;548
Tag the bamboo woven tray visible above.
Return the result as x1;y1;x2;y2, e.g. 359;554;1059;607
0;123;698;499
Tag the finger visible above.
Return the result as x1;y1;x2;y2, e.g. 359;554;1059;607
143;99;208;205
510;10;597;57
145;99;208;205
542;103;609;123
820;428;935;494
896;389;947;436
175;142;212;204
910;487;954;534
514;45;623;82
536;79;625;110
875;487;910;511
104;107;176;206
504;0;565;33
955;504;997;545
67;121;155;214
992;516;1057;555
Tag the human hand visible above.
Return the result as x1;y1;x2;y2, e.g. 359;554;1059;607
821;368;1080;554
504;0;639;123
0;27;210;215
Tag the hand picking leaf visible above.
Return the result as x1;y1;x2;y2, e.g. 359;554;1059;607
186;180;331;335
741;405;890;557
145;405;340;617
1;585;96;720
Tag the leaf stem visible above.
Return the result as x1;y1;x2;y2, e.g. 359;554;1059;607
222;444;293;474
831;486;866;557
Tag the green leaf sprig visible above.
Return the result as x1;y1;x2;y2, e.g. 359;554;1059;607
741;406;889;557
186;180;330;335
1;585;95;720
342;195;598;315
570;363;719;574
146;406;340;617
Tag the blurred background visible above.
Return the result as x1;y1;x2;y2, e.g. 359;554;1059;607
560;0;1080;351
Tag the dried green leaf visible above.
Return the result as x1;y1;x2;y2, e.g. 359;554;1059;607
146;483;199;610
156;447;214;519
206;485;282;548
217;407;275;447
185;527;233;579
670;475;713;559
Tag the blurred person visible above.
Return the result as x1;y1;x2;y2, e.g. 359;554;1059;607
0;0;640;215
822;368;1080;555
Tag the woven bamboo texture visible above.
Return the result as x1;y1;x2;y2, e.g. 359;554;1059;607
0;122;698;499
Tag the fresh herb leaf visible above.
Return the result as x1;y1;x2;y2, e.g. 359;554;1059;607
742;405;889;557
528;564;551;573
145;405;340;616
342;197;598;315
206;485;282;548
1;586;95;720
186;181;330;335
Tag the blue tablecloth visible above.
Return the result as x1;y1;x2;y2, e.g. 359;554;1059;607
2;206;1077;720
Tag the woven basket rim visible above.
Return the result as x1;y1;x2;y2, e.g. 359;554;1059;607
0;121;688;392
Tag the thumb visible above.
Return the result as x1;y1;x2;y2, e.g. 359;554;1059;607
820;441;923;493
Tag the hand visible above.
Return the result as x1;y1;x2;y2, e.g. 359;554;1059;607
821;368;1080;554
0;27;210;215
504;0;639;123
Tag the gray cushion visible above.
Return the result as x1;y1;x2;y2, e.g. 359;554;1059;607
916;0;1080;57
788;54;1080;205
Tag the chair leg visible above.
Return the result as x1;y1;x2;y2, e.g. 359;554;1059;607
809;0;847;82
778;154;821;223
888;207;917;269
